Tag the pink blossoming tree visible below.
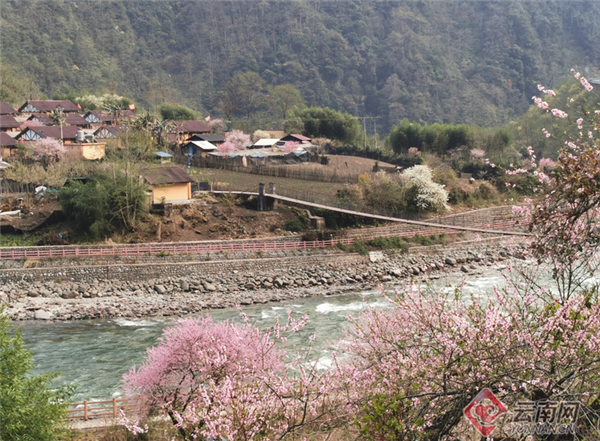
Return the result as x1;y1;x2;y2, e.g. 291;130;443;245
283;141;299;152
337;283;600;440
18;120;44;130
122;314;338;441
217;140;237;155
227;130;251;150
29;138;67;163
517;69;599;301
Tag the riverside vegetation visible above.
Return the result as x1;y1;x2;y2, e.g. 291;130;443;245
111;72;600;440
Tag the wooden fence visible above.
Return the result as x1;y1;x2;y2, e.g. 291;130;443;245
66;397;137;421
0;220;519;261
179;156;361;184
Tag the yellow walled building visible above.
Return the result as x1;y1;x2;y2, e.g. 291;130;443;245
144;166;193;204
65;142;106;160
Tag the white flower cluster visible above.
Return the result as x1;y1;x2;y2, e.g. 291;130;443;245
401;165;449;212
75;93;124;108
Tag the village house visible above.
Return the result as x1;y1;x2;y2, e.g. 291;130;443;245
186;133;226;145
27;113;90;128
279;133;312;144
182;139;218;157
64;141;106;160
144;166;193;204
0;132;17;158
251;138;279;149
94;125;130;139
17;126;80;143
84;110;137;127
18;100;80;114
168;120;212;144
0;103;17;115
0;114;21;132
13;126;106;160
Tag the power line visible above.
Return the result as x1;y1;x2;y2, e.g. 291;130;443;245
356;116;381;149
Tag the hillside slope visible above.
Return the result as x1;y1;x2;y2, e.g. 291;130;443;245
1;0;599;132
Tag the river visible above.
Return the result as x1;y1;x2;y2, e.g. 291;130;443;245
20;268;506;402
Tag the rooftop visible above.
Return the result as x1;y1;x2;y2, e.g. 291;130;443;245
144;166;194;185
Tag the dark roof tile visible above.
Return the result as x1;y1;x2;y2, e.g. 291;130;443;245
0;103;17;115
0;132;17;146
144;166;194;185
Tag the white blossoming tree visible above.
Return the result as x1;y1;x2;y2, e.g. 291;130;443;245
401;165;449;212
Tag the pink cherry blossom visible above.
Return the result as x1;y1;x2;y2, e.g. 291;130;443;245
551;108;568;118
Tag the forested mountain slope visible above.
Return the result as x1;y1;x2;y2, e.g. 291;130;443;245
1;0;599;132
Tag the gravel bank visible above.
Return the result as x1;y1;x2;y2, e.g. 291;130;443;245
1;242;526;321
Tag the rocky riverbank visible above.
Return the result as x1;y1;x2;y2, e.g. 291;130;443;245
1;241;526;321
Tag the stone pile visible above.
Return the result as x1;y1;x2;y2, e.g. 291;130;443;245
1;243;525;321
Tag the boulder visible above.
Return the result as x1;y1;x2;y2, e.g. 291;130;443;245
154;285;167;294
34;310;51;320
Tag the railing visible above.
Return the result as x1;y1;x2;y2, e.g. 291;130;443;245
66;397;137;421
0;220;519;261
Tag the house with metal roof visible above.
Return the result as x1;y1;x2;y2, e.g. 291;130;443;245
144;166;194;204
251;138;279;149
182;140;218;157
280;134;312;144
186;133;226;145
154;151;173;164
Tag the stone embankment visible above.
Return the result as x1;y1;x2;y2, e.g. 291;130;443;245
1;240;526;321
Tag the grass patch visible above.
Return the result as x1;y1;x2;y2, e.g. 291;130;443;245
351;240;369;255
366;237;409;253
0;234;40;247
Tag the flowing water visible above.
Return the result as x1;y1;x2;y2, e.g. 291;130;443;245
20;268;507;402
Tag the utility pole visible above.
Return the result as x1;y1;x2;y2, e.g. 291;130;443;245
356;116;381;149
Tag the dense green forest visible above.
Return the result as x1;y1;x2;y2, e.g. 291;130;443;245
1;0;599;134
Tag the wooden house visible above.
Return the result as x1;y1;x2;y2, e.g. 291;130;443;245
186;133;226;145
168;120;212;144
84;110;137;126
0;132;17;157
18;100;79;114
28;113;90;128
17;126;80;143
182;140;218;157
94;125;129;139
0;115;21;132
144;166;194;204
279;133;311;144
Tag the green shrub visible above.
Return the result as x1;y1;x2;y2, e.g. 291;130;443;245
352;240;369;255
409;234;433;246
336;241;348;251
284;218;306;232
367;237;408;253
0;309;73;441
